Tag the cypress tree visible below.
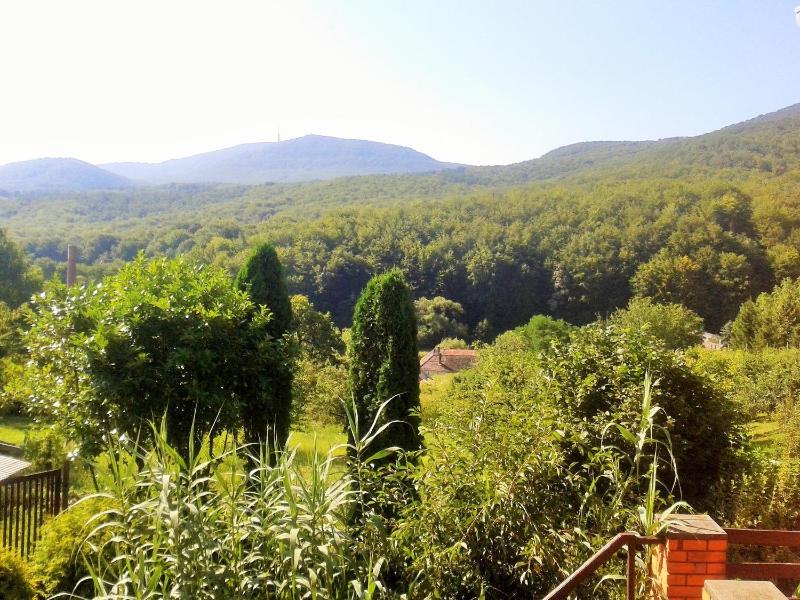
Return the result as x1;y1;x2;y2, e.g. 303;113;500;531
235;243;294;450
349;269;421;455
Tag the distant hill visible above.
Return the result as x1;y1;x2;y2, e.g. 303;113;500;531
101;135;461;185
0;158;131;193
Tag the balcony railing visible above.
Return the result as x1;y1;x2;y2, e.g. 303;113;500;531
542;520;800;600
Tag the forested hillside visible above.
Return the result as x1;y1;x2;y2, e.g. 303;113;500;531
3;103;800;333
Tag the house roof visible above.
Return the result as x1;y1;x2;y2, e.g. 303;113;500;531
0;454;30;482
419;347;478;374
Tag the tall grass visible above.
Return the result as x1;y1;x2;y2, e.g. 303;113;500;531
68;404;395;600
587;373;691;597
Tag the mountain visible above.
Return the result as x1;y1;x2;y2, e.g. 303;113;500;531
0;158;131;193
102;135;461;185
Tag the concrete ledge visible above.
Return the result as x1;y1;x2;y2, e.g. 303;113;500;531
663;514;728;540
703;580;785;600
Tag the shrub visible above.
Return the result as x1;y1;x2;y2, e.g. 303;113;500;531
235;243;295;450
28;497;112;599
349;270;421;455
293;356;349;427
22;427;67;472
21;255;279;460
691;347;800;417
289;295;348;427
609;297;704;349
515;314;573;353
395;341;681;598
0;547;34;600
543;322;747;511
435;337;467;349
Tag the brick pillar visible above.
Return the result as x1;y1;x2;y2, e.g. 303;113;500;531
651;514;727;600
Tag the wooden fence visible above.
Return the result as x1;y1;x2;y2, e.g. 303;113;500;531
0;464;69;557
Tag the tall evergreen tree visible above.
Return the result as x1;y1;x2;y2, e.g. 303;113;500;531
349;270;421;455
235;243;294;450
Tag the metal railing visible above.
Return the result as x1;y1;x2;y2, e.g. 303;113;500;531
542;532;662;600
0;464;69;557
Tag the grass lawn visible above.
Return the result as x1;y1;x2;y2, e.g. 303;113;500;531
288;425;347;477
750;419;781;448
0;414;34;446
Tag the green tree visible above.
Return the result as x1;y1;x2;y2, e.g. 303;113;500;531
235;243;291;337
23;255;277;459
729;278;800;350
0;228;41;308
290;294;344;363
631;252;705;313
289;294;348;426
609;297;704;349
767;244;800;281
414;296;468;349
235;243;294;449
515;314;573;354
349;270;421;454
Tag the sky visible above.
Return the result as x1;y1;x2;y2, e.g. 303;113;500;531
0;1;799;167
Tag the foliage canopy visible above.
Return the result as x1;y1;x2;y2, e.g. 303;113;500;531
22;255;279;458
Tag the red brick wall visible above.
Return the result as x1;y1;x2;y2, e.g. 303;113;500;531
652;537;727;599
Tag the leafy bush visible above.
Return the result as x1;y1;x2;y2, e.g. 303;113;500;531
290;295;348;427
610;297;703;349
436;337;467;349
0;357;28;416
691;347;800;417
293;356;349;427
0;302;31;416
395;340;682;598
0;547;34;600
21;427;67;472
543;323;747;510
395;348;585;598
515;313;573;353
28;497;112;599
21;255;281;459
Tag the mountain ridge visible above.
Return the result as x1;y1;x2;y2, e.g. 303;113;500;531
0;158;131;193
2;101;800;193
100;134;461;185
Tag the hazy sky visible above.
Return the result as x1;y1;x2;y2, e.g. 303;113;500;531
1;1;799;166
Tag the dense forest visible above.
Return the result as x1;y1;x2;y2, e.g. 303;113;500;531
3;103;800;335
